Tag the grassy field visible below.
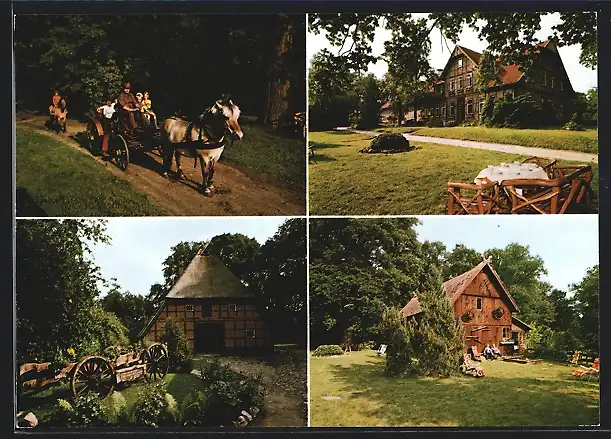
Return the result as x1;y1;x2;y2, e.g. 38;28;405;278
308;131;599;215
310;350;600;427
374;126;598;153
16;127;164;216
222;121;306;192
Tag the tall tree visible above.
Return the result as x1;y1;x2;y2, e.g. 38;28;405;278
101;286;156;341
16;219;112;362
309;218;424;346
443;244;481;279
570;265;599;352
355;74;382;128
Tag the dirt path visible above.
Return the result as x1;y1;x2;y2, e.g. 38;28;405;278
340;128;599;164
193;350;307;427
17;115;305;216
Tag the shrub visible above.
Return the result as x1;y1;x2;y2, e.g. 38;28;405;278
312;345;344;357
160;318;193;373
379;307;413;376
193;358;265;426
48;392;114;427
564;120;584;131
102;392;129;425
132;381;179;427
360;133;413;154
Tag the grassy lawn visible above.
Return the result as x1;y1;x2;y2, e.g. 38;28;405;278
222;121;306;193
308;131;599;215
310;350;600;427
16;127;165;216
374;126;598;153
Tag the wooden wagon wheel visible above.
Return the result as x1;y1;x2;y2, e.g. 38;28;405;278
70;356;116;400
143;344;169;382
111;134;130;171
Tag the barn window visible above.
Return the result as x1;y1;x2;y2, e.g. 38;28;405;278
245;329;256;339
185;305;194;312
476;297;482;309
229;304;237;312
502;327;510;339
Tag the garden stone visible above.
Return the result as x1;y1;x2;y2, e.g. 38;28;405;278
17;412;38;428
241;410;253;422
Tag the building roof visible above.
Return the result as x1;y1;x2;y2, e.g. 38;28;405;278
400;258;520;318
166;246;254;299
512;316;533;331
456;45;482;65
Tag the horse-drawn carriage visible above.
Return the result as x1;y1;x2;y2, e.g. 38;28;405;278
85;110;161;171
18;343;169;400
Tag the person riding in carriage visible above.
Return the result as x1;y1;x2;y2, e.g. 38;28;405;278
117;81;145;133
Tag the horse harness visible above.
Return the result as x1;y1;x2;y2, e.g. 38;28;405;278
170;117;226;168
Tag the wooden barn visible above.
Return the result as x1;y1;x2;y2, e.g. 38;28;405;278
141;246;273;353
400;257;532;356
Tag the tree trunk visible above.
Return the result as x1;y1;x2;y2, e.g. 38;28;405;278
264;15;295;128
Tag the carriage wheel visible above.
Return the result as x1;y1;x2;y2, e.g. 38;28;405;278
70;356;116;400
86;121;102;156
143;344;169;382
112;135;130;171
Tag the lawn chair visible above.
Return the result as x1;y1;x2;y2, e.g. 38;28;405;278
377;344;387;356
569;351;581;366
572;357;600;382
469;346;484;361
447;180;510;215
460;354;485;377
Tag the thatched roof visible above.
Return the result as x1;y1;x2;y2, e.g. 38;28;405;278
400;259;519;318
166;245;254;299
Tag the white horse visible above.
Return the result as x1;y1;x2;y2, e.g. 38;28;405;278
160;98;243;194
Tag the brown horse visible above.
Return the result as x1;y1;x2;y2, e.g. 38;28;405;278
160;98;243;194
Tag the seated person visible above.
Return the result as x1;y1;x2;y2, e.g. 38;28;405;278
117;81;144;131
491;344;502;358
141;91;159;129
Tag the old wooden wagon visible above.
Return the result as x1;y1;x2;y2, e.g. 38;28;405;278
18;343;169;400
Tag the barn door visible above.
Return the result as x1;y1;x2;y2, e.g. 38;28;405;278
194;322;224;353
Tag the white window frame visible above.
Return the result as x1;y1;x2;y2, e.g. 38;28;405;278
457;76;462;90
449;79;455;91
550;77;554;89
542;73;547;87
450;102;456;117
466;73;472;89
466;99;473;116
185;304;194;312
458;57;463;68
229;304;237;312
441;105;446;118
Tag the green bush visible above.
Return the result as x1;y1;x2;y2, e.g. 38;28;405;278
564;120;584;131
312;345;344;357
487;93;559;128
131;381;179;427
102;392;129;425
193;358;265;426
160;318;193;373
48;392;114;427
361;134;413;154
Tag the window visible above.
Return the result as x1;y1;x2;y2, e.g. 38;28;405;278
479;96;486;114
202;304;211;317
560;81;563;91
550;77;554;89
476;297;482;309
186;305;194;312
449;79;455;91
466;73;472;88
502;327;510;339
466;99;473;116
458;57;463;67
245;329;256;339
542;73;547;87
229;304;237;312
450;102;456;117
457;76;462;90
441;105;446;118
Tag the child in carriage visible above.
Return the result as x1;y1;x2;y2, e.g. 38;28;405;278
141;91;159;129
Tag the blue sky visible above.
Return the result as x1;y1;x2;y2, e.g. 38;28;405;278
307;13;597;93
413;215;598;293
86;215;597;298
87;217;289;296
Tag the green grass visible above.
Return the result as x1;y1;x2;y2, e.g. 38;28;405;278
374;126;598;153
308;131;599;215
222;122;306;193
310;350;600;427
16;127;165;216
